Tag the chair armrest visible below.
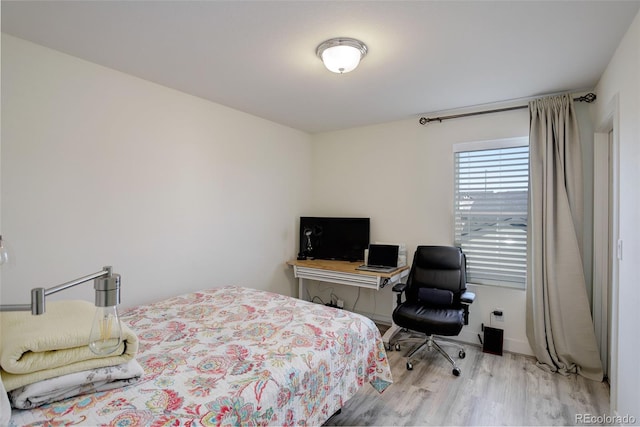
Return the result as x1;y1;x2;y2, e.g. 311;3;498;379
460;291;475;325
392;283;407;293
461;291;476;304
392;283;406;306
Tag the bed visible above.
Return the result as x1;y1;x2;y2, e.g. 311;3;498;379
7;285;393;426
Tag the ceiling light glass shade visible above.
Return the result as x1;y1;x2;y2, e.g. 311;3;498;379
316;38;368;74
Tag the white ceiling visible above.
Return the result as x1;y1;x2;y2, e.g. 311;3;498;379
2;1;639;133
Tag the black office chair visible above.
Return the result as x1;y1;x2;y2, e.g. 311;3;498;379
391;246;475;376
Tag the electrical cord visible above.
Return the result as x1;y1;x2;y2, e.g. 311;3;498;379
352;287;361;312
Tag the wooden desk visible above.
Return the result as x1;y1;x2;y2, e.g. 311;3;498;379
288;259;409;295
287;259;409;348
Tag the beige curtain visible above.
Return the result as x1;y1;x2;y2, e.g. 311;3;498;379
526;94;603;381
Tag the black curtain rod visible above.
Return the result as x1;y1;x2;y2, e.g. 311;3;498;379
418;92;597;125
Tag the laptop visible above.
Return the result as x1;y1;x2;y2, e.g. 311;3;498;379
356;244;399;273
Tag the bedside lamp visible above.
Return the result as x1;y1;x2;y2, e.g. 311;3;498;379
0;266;122;356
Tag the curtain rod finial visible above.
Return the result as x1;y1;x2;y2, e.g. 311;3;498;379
575;92;597;103
418;116;441;125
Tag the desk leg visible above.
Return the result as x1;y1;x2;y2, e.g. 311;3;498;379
298;277;306;301
382;285;401;349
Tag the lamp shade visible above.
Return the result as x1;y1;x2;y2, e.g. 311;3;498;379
316;38;367;74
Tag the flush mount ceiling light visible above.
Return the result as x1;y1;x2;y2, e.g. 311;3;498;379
316;37;368;74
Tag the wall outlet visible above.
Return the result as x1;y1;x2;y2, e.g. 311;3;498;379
337;299;344;309
493;308;504;321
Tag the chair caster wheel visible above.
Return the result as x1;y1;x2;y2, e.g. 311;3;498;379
395;344;401;351
452;367;461;376
406;362;413;370
459;350;466;359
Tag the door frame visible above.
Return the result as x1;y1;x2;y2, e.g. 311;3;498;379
592;94;620;412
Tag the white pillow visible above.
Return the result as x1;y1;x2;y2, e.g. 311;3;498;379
0;377;11;425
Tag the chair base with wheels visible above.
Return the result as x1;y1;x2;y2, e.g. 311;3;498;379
392;331;466;376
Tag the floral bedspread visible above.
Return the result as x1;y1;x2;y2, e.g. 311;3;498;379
9;286;392;426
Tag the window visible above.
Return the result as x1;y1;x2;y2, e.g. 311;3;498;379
453;137;529;289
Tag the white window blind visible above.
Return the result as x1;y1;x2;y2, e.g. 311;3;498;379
454;139;529;288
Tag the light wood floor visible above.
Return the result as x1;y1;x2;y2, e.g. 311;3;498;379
325;332;610;426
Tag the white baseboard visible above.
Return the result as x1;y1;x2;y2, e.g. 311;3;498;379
357;311;392;326
354;310;534;357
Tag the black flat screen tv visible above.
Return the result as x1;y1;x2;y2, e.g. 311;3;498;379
299;217;370;261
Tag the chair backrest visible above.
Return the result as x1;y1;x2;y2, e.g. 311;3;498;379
405;246;467;306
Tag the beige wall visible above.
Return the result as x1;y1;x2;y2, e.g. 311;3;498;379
1;34;312;309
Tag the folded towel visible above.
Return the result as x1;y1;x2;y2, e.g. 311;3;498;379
0;300;138;391
1;377;10;425
9;359;145;409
